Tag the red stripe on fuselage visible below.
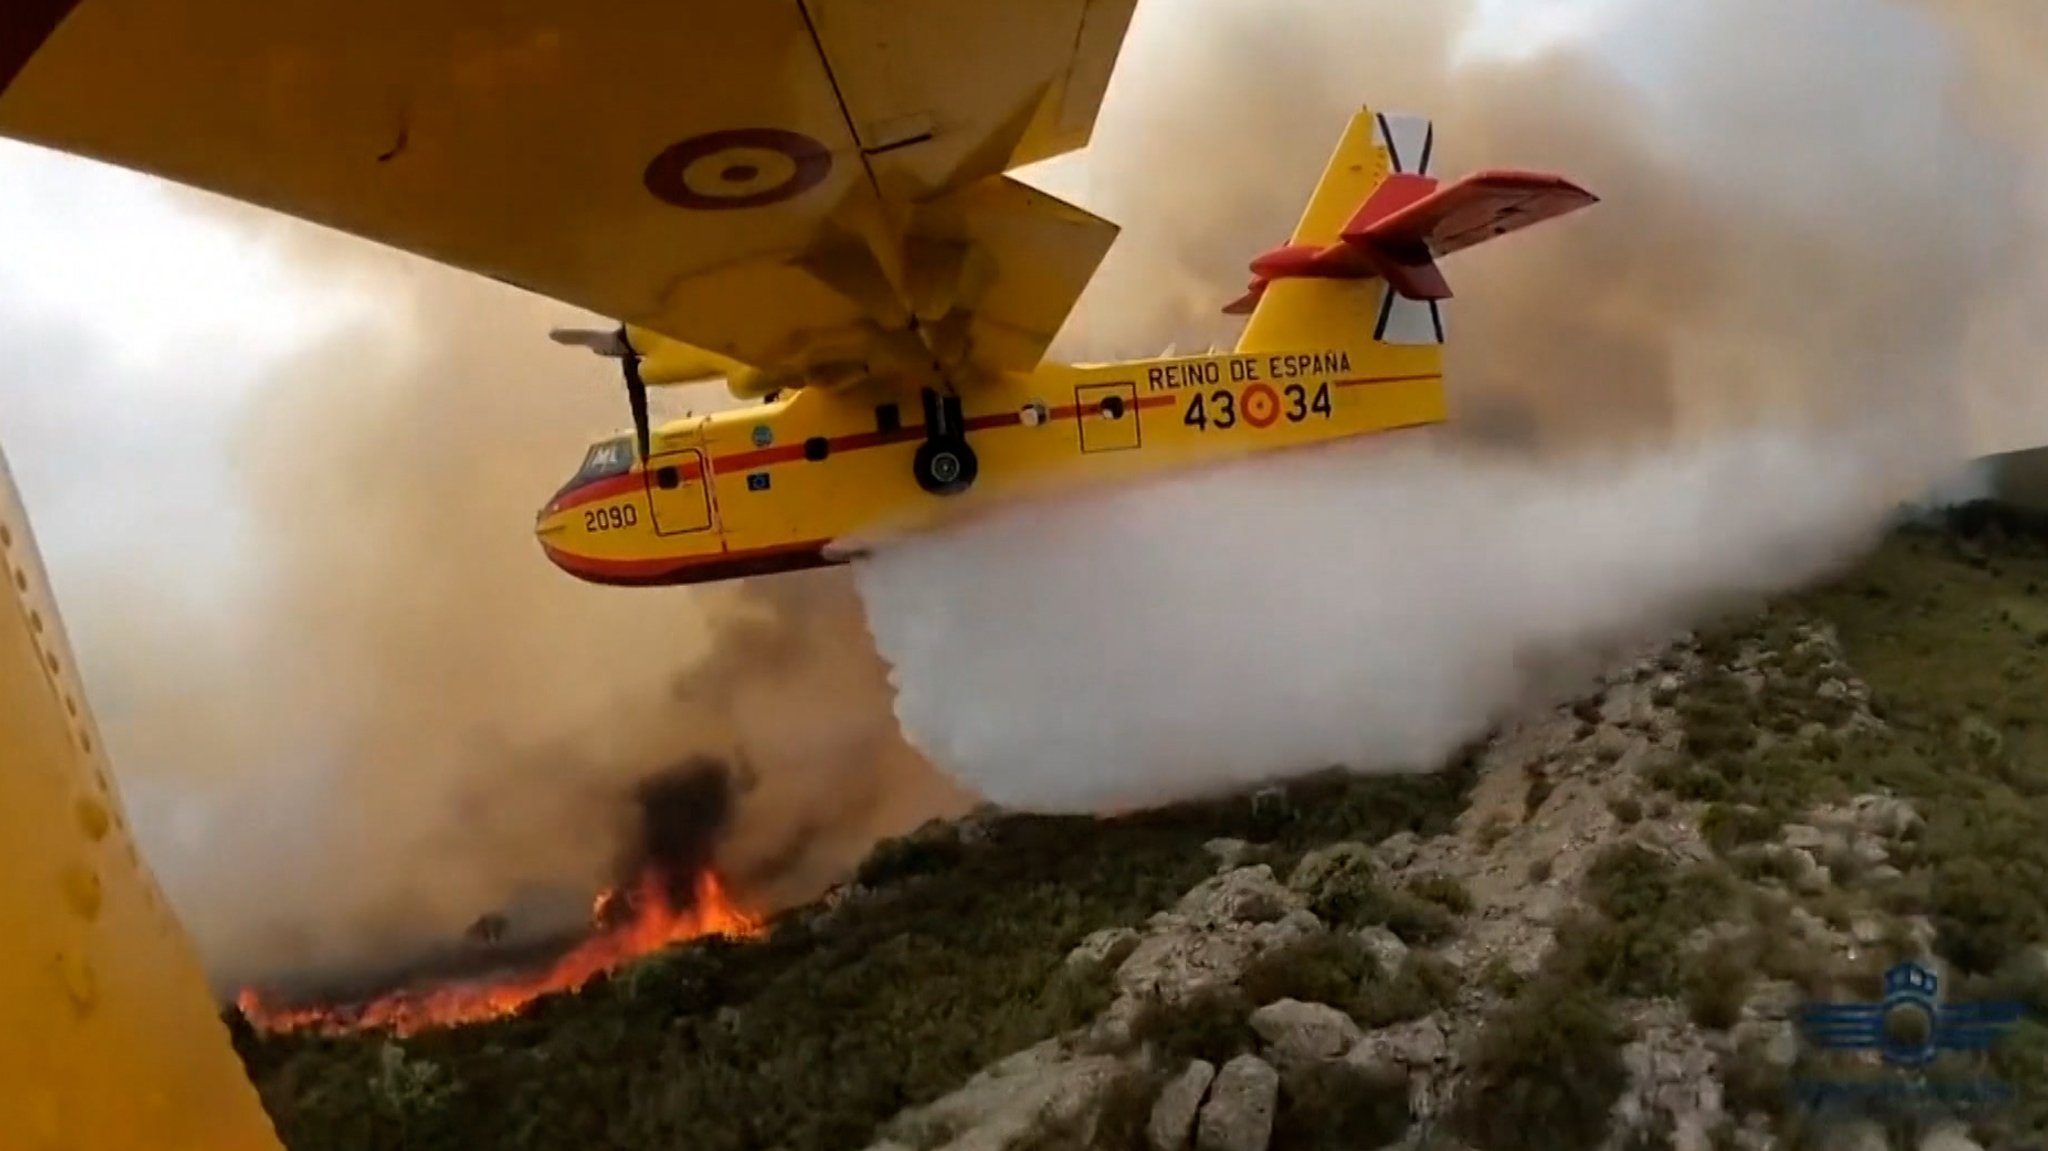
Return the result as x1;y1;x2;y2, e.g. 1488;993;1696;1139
544;382;1414;514
540;539;835;587
546;395;1185;512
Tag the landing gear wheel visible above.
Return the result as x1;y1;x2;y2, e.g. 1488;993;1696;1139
914;438;979;496
913;387;980;496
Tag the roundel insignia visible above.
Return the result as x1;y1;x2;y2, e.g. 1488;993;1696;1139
1242;383;1280;428
643;128;834;211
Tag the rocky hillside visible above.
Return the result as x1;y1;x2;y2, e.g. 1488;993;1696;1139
229;505;2048;1151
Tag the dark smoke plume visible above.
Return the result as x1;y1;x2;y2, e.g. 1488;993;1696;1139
606;758;734;920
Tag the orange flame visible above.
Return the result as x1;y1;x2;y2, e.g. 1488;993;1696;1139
236;869;761;1038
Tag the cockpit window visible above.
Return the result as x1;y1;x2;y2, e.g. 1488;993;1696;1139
578;436;635;481
554;435;635;499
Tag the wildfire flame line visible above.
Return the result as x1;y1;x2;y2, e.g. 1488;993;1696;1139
235;869;761;1038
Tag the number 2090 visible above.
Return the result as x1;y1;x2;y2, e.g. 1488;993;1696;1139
584;504;638;532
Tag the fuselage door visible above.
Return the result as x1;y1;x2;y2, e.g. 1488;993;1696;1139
643;448;714;535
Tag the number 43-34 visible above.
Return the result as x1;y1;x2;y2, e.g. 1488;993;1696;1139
1184;382;1332;430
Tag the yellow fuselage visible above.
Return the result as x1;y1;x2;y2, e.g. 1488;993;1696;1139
534;343;1445;586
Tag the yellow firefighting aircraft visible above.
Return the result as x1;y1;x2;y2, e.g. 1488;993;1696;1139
533;110;1596;586
0;1;1593;1146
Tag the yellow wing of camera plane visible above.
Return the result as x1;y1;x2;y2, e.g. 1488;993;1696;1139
0;0;1140;395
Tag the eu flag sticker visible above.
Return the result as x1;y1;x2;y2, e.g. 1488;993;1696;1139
746;472;771;492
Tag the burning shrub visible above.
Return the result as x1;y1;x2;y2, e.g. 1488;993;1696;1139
243;765;1478;1151
237;759;756;1038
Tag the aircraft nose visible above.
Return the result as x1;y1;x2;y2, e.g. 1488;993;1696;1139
533;501;574;575
534;494;569;537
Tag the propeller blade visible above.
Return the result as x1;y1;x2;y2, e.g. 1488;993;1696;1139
624;356;652;464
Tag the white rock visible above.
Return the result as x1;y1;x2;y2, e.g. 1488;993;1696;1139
1849;914;1888;946
1617;1026;1724;1151
1782;824;1829;852
1067;927;1141;972
1356;926;1411;974
1919;1122;1987;1151
1195;1054;1279;1151
1147;1059;1216;1151
1850;835;1891;868
1742;980;1804;1022
884;1039;1136;1151
1731;1019;1799;1070
1344;1015;1450;1072
1248;999;1363;1068
1176;866;1301;928
1204;839;1254;869
1116;914;1320;1004
1376;832;1421;871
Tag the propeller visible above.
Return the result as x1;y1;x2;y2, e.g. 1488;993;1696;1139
550;325;651;463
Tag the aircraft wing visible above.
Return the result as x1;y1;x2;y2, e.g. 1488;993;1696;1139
0;0;1136;385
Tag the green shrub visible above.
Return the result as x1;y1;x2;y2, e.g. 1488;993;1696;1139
1354;953;1461;1029
1681;942;1752;1031
1699;804;1782;854
1291;844;1382;928
1233;933;1456;1031
1478;956;1527;999
853;825;967;888
1272;1061;1411;1151
1127;987;1256;1067
1552;844;1737;997
1446;984;1629;1151
1296;859;1460;944
1240;933;1378;1010
1407;873;1474;915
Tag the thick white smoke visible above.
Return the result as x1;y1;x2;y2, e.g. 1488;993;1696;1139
856;426;1903;811
847;0;2044;811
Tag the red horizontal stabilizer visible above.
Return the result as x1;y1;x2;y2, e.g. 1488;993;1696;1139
1341;168;1598;260
1223;167;1596;312
1250;242;1371;281
1341;172;1441;238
